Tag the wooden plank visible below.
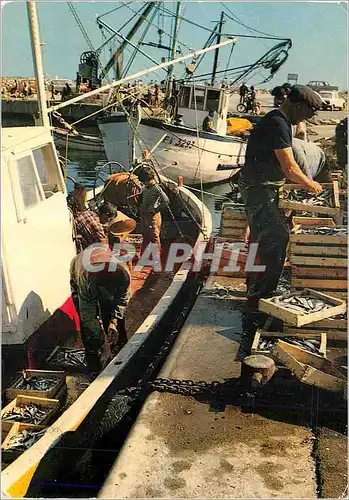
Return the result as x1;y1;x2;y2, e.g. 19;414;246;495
222;212;247;221
292;267;347;278
279;199;340;216
290;256;348;267
222;219;247;228
304;317;347;330
258;289;347;327
291;278;348;290
290;233;347;245
284;327;347;341
290;244;347;256
292;217;335;227
333;180;340;209
221;229;245;238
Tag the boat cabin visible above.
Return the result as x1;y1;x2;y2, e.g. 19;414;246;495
1;127;76;345
177;83;230;135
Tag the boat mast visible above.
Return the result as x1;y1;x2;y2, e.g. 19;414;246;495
48;37;237;113
211;11;225;86
166;1;181;95
26;1;50;127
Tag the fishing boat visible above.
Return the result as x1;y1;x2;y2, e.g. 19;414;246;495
92;2;292;185
52;127;105;154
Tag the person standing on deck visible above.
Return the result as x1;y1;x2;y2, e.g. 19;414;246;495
70;245;131;374
238;85;323;305
75;72;82;93
136;163;169;262
239;82;249;104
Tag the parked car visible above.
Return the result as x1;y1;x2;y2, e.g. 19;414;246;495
306;81;338;92
318;91;346;111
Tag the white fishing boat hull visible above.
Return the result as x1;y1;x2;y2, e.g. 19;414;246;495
98;114;246;185
53;128;105;154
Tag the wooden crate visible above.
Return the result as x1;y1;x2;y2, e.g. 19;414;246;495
279;182;340;217
1;422;47;462
6;370;66;402
258;289;346;327
221;203;247;239
251;330;327;357
284;315;347;341
272;340;347;393
1;395;60;436
292;217;335;228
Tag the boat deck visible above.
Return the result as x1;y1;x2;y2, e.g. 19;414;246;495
98;275;318;499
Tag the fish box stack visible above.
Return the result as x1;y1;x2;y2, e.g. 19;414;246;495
2;423;47;461
279;181;340;217
220;203;248;240
289;225;347;299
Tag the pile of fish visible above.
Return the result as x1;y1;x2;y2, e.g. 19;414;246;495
5;428;46;451
298;226;347;236
224;204;245;213
49;348;87;367
276;275;291;295
258;337;320;354
14;373;57;392
285;188;333;208
2;403;48;425
270;294;331;315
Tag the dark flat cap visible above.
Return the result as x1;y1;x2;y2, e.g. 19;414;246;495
288;85;323;109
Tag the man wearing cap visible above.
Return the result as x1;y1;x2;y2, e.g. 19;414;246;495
238;85;323;304
202;109;217;133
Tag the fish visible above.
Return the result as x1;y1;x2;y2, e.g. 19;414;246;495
15;374;57;392
5;428;46;451
270;293;331;315
285;188;334;208
50;348;87;367
2;403;48;425
299;227;347;236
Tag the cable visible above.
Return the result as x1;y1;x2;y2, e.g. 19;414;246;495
67;2;95;53
220;2;281;39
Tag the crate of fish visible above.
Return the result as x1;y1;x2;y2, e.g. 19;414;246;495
251;330;326;358
6;369;66;402
221;203;247;239
258;289;346;327
290;225;347;298
284;312;347;341
45;347;87;373
279;181;340;217
1;423;47;462
1;395;60;437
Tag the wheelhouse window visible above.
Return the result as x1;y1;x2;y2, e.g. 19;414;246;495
190;88;205;110
33;144;64;196
178;86;191;108
16;155;44;209
206;89;220;112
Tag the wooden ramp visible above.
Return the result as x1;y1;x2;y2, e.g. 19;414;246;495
99;276;317;499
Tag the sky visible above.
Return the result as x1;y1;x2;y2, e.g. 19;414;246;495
1;1;348;89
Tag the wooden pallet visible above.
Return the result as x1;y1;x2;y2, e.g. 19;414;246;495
279;182;340;217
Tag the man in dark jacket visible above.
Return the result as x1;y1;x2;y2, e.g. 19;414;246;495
70;245;131;374
238;85;323;304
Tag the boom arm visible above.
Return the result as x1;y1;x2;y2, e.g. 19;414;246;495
99;2;157;81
